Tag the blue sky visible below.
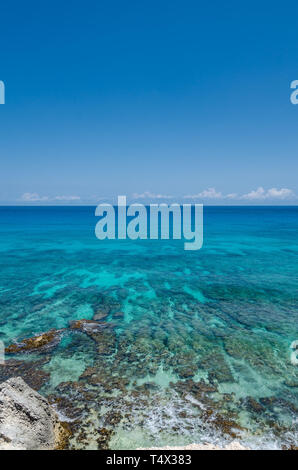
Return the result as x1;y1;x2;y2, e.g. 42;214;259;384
1;0;298;204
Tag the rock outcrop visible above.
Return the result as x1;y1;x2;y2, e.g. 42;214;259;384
5;330;63;354
0;377;70;450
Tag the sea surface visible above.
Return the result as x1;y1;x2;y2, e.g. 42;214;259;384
0;206;297;449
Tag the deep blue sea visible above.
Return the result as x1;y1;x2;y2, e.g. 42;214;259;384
0;206;297;449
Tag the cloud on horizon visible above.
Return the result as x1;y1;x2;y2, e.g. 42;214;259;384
20;193;81;202
241;187;296;200
18;188;297;204
132;191;173;200
184;188;238;199
184;187;296;201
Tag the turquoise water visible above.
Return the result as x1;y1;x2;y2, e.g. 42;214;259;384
0;206;297;449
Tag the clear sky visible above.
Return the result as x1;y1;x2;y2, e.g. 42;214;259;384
1;0;298;204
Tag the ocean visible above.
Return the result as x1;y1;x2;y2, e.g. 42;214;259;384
0;206;297;449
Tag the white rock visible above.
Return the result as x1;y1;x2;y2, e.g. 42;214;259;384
0;377;62;450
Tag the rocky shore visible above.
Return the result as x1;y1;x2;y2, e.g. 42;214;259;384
0;377;71;450
1;317;296;450
0;376;250;451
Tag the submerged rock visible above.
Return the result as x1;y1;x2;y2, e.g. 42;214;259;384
93;303;111;321
112;311;125;319
5;330;63;354
69;319;107;334
244;397;265;414
69;319;116;355
0;377;71;450
0;359;50;391
93;311;109;321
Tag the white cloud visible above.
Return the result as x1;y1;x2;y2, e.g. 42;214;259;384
184;186;296;201
198;188;223;198
54;195;81;201
242;187;296;200
132;191;173;199
21;193;49;202
241;187;266;200
20;193;81;202
185;188;223;199
266;188;295;199
185;188;239;199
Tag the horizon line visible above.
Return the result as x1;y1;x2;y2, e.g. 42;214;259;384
1;204;298;208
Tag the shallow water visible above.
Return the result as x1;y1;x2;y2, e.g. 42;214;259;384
0;206;297;449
